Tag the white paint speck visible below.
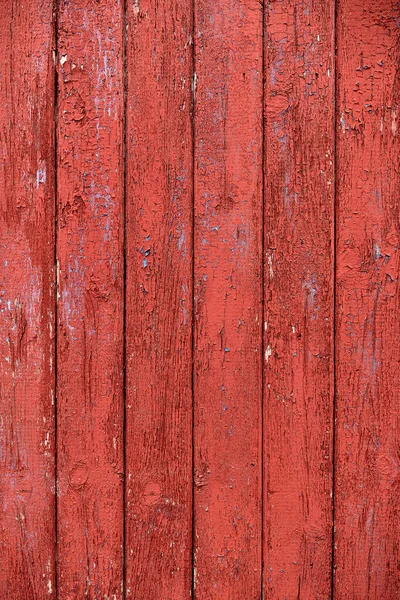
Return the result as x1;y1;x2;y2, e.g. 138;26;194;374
60;54;67;66
47;580;52;594
36;166;46;187
267;252;274;278
392;110;397;135
340;114;346;134
192;72;198;98
56;260;60;300
133;0;140;15
265;345;273;362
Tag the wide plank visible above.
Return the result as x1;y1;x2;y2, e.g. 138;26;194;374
0;1;56;597
56;1;124;596
335;1;400;596
125;0;193;597
193;0;263;597
263;0;335;597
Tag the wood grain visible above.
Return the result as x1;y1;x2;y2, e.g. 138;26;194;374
335;1;400;597
3;1;400;596
0;1;56;597
56;1;124;597
263;1;335;597
193;1;263;597
125;1;193;597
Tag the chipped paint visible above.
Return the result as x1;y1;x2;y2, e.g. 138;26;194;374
56;1;124;597
264;0;334;596
0;1;56;595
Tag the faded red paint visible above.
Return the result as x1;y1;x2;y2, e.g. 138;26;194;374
1;1;400;598
264;1;335;597
56;1;124;597
0;2;56;597
125;0;193;598
335;0;400;596
193;1;263;597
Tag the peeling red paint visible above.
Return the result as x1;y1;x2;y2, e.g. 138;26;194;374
1;1;400;598
125;0;193;598
264;1;335;597
335;1;400;597
193;0;263;597
0;1;56;597
56;1;124;597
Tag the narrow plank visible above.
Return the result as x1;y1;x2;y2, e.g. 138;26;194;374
335;1;400;597
56;1;124;597
263;1;335;597
125;0;193;597
0;1;56;597
193;1;263;597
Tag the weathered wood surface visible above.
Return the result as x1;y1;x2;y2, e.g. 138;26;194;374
0;1;399;597
0;2;56;597
193;1;263;597
263;1;335;597
56;1;124;597
125;0;193;597
335;1;400;597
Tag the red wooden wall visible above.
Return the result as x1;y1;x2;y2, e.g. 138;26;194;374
0;1;399;598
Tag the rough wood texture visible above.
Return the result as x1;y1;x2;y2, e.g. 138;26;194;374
4;1;400;596
263;1;335;597
125;1;193;597
0;2;56;597
56;1;124;597
193;1;263;597
335;1;400;597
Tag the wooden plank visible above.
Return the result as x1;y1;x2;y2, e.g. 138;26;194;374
263;1;335;597
56;1;124;597
0;1;56;597
193;1;263;597
125;1;193;597
335;1;400;596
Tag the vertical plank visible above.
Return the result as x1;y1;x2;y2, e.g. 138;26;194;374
56;1;124;597
263;1;335;597
335;2;400;597
193;1;263;597
125;0;193;597
0;1;56;597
